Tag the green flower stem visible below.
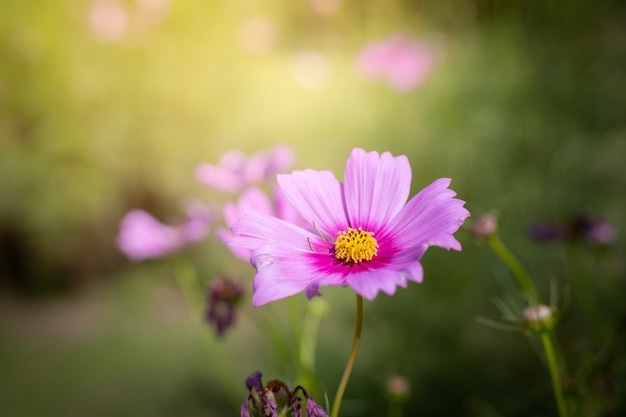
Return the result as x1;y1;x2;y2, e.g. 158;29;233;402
300;312;321;372
297;315;320;394
173;257;204;322
299;299;329;392
540;331;569;417
486;235;540;304
331;294;363;417
486;235;568;416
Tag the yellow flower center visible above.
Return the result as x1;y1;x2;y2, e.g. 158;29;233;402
334;226;379;264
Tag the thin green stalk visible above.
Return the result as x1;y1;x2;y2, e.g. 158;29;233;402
300;299;327;373
297;302;324;394
173;257;203;322
331;294;363;417
540;332;569;417
486;235;568;416
487;235;540;304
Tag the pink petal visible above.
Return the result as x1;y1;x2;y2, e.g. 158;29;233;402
343;148;411;231
267;145;294;173
222;201;243;229
398;261;424;284
250;244;330;306
216;227;251;261
230;212;342;306
223;187;272;229
195;163;244;192
386;41;433;92
344;268;405;300
181;200;212;242
180;218;209;242
117;209;181;261
273;186;308;228
218;150;248;171
358;41;390;77
230;211;316;253
385;178;470;253
243;150;272;184
277;169;347;239
238;187;274;216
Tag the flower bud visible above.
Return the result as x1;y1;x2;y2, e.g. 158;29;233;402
522;304;555;332
470;213;498;238
240;371;328;417
206;278;243;337
386;375;410;402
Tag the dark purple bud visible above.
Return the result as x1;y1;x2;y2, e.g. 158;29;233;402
245;371;264;393
305;284;322;300
206;278;244;336
529;215;616;248
528;220;567;242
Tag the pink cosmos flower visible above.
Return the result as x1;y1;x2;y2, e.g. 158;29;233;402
117;201;212;261
195;146;294;193
358;35;435;92
230;148;470;306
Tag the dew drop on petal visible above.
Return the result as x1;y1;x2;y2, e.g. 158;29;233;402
253;254;275;270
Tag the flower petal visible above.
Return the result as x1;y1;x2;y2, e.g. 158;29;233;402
116;209;181;261
277;170;347;238
250;244;329;306
384;178;470;253
343;148;411;231
230;212;341;306
216;227;251;261
195;163;244;192
273;186;308;228
233;187;274;225
244;150;272;184
344;268;406;300
398;261;424;284
230;211;314;252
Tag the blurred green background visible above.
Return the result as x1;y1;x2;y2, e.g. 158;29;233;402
1;0;625;416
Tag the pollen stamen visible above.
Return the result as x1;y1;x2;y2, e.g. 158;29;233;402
334;226;379;264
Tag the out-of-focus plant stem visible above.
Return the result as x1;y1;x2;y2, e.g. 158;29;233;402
487;235;540;304
487;235;569;417
298;298;328;395
541;331;569;417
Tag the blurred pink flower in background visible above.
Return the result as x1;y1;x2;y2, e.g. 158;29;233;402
357;35;435;92
88;0;128;42
195;146;294;193
218;186;307;262
86;0;170;43
117;201;212;261
309;0;342;17
180;199;214;243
